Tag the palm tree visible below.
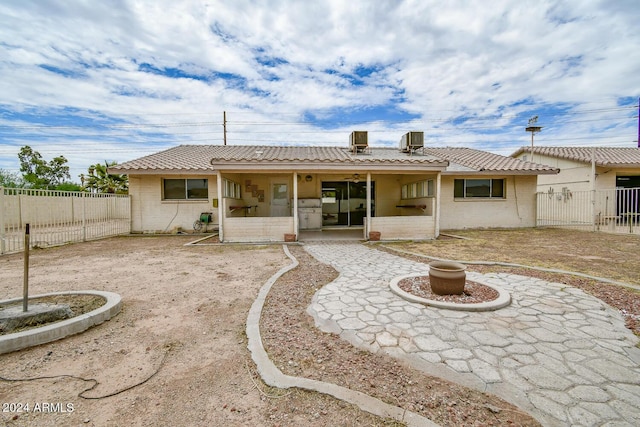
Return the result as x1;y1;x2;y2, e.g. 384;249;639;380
83;161;128;194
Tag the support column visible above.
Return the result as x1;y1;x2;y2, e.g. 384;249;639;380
591;148;596;232
435;172;442;238
293;172;298;239
216;171;224;242
366;172;372;239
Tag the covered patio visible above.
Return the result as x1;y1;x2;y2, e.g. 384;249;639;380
212;154;448;243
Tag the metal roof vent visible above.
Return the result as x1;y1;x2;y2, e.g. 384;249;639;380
349;131;369;154
400;131;424;154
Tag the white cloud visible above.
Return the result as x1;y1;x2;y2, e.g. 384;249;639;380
0;0;638;178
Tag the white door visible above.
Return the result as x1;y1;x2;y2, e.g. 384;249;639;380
270;182;290;217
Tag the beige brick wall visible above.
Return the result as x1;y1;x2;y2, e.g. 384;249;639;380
129;175;217;233
370;216;435;240
514;153;624;193
223;217;294;242
439;175;537;230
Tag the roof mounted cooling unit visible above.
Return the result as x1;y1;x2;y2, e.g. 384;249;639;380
400;131;424;153
350;131;369;154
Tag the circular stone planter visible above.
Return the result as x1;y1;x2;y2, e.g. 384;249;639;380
390;274;511;312
428;260;467;295
0;290;121;354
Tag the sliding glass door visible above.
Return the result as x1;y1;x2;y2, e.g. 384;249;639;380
321;181;374;227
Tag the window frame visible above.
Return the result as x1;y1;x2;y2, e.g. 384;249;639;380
454;178;505;199
223;179;242;198
162;178;209;200
401;179;434;199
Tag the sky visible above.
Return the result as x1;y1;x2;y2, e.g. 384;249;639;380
1;0;639;182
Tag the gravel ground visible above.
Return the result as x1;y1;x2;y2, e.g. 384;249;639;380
1;230;638;427
0;236;406;427
261;246;541;426
397;277;499;304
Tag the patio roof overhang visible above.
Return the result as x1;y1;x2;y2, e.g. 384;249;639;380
440;168;560;176
209;159;449;174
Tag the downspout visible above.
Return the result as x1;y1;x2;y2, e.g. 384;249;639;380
217;171;224;242
366;172;371;239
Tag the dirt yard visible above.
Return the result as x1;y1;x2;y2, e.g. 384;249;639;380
0;236;414;427
0;229;638;426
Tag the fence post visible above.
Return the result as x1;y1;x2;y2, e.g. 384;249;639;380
18;191;23;230
82;191;87;242
0;186;5;254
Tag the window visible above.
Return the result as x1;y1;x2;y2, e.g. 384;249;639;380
163;179;208;200
223;179;241;198
454;179;505;198
401;179;434;199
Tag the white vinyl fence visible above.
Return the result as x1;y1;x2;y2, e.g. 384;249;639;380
537;187;640;235
0;187;131;254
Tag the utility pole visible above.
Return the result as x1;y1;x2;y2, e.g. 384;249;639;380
223;111;227;146
526;116;542;162
637;98;639;148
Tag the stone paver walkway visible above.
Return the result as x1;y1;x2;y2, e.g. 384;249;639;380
304;243;640;427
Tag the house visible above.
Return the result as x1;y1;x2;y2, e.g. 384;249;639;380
511;146;640;192
110;133;558;242
511;146;640;229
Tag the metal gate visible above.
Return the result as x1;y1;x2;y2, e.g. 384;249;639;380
1;187;131;254
536;187;640;235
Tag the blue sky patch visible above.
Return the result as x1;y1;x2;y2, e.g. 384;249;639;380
137;62;209;82
38;64;86;79
303;104;420;130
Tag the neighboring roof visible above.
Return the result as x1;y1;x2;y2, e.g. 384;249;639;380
109;144;558;175
511;146;640;168
423;147;560;174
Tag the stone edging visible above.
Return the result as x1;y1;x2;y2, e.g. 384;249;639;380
246;245;439;427
390;273;511;311
0;291;122;355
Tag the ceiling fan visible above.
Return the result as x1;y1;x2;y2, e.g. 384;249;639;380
342;173;361;183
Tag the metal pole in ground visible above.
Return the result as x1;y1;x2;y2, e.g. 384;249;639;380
23;223;30;312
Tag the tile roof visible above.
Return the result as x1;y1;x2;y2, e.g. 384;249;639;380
422;147;559;174
110;144;557;174
511;146;640;167
208;145;450;166
110;145;220;172
110;145;448;173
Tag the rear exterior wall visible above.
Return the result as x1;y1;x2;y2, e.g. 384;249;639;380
128;174;217;233
439;175;538;230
